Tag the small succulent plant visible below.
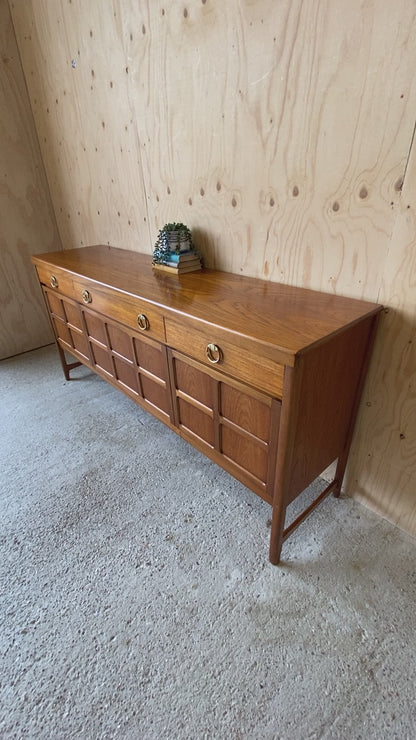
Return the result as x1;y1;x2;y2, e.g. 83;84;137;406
152;222;194;263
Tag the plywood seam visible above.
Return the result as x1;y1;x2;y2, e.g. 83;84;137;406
401;118;416;194
1;341;56;362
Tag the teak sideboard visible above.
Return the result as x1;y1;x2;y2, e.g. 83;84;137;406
32;245;382;564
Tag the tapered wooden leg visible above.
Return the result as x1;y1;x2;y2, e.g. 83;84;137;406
56;342;82;380
333;459;346;498
268;365;301;565
269;497;287;565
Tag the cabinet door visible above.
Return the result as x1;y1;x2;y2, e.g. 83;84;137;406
43;287;90;362
168;350;280;502
83;308;172;424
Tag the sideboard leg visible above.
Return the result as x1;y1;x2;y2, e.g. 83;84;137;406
268;364;301;565
57;343;82;380
333;458;346;499
269;499;286;565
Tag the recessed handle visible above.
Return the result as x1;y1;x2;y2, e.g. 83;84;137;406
81;289;92;304
137;313;149;331
206;343;222;364
50;275;58;288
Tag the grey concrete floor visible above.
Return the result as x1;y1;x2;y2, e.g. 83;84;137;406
1;345;416;739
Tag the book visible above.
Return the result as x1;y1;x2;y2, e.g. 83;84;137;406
165;250;198;263
153;261;202;274
164;257;201;269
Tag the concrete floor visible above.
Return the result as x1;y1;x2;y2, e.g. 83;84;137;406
1;345;416;739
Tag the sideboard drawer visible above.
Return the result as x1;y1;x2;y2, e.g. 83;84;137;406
72;280;166;341
35;264;74;297
165;317;284;398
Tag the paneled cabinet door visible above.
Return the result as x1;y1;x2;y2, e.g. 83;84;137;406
43;287;90;362
168;349;281;503
82;307;173;425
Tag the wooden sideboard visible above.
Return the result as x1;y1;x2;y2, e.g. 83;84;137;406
32;245;382;564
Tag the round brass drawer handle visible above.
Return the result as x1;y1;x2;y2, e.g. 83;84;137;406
137;313;149;331
50;275;58;288
206;343;222;364
81;289;92;304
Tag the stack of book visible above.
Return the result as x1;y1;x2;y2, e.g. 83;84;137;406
153;250;202;274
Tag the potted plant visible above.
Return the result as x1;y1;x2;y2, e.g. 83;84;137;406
152;222;194;264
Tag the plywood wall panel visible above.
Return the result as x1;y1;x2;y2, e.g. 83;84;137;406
131;0;416;299
347;135;416;533
0;0;60;359
12;1;416;291
9;0;151;252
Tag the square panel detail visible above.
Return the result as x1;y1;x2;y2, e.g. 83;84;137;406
113;356;138;393
64;302;83;331
84;312;108;346
178;399;214;446
221;425;268;483
108;323;133;361
71;329;90;360
140;375;169;413
174;358;213;409
46;292;66;320
91;344;113;376
133;335;166;377
53;318;72;346
220;383;271;441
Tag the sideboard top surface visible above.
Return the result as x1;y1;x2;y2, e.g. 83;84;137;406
32;244;382;359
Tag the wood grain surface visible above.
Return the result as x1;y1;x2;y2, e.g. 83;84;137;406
8;0;416;536
11;0;416;294
347;131;416;533
0;0;61;358
9;0;150;254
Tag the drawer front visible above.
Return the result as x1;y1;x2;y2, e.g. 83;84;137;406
36;264;74;297
72;279;165;342
165;317;284;398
